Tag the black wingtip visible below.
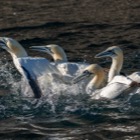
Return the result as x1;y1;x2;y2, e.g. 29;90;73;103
21;66;42;98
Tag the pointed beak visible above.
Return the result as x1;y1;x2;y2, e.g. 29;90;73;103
0;40;7;50
95;50;115;58
72;70;92;84
30;46;53;55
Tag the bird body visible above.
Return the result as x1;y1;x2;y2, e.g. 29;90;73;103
14;57;57;79
30;45;90;80
72;59;139;100
0;37;60;98
93;46;140;99
91;75;133;100
95;46;140;84
55;62;89;76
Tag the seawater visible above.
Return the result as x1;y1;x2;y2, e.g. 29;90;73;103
0;60;140;140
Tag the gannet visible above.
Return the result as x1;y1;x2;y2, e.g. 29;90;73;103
95;46;123;82
0;37;60;98
30;44;89;77
72;63;140;100
95;46;140;83
91;75;137;100
72;64;106;94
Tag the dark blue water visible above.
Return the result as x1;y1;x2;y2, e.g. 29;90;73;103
0;59;140;140
0;93;140;140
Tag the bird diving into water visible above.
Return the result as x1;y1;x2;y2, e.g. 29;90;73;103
0;37;60;98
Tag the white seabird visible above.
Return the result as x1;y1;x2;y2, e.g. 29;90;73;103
72;64;106;94
72;63;140;100
95;46;123;82
0;37;60;98
30;44;89;77
95;46;140;83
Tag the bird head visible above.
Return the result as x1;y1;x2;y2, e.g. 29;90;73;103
30;44;67;62
72;64;103;84
0;37;28;58
95;46;123;59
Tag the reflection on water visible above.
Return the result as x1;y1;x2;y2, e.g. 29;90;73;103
0;59;140;140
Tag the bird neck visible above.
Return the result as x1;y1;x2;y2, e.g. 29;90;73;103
12;56;24;76
16;52;28;58
53;54;68;63
7;39;28;58
87;70;106;93
10;46;28;58
108;53;123;82
11;52;28;58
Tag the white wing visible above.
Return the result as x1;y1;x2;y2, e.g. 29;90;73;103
55;62;89;76
14;57;60;79
91;75;133;100
43;62;89;84
12;57;63;98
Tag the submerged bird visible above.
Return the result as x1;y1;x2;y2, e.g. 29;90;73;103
0;37;60;98
30;44;89;77
95;46;140;83
72;63;140;100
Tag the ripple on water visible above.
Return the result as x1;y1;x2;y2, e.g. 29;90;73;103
0;59;140;140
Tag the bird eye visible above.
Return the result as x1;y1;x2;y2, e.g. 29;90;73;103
83;70;89;74
83;70;92;75
108;50;116;55
47;47;54;54
108;50;113;53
